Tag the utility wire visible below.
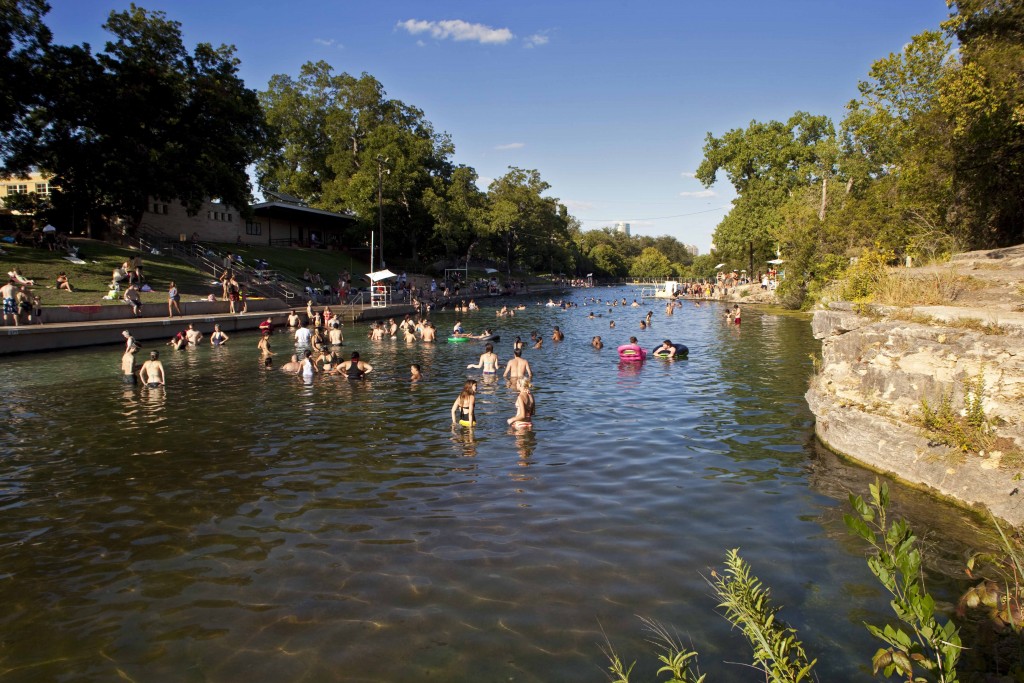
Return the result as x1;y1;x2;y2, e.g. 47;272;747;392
579;205;731;222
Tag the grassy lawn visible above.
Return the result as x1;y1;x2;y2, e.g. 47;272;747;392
230;244;368;284
1;237;559;310
2;239;217;307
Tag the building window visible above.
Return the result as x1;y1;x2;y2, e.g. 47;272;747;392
34;182;49;196
7;184;27;195
227;214;233;222
245;221;262;236
150;202;169;214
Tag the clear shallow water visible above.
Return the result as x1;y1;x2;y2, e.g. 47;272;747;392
0;288;982;681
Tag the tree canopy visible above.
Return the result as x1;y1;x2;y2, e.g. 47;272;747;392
698;1;1024;307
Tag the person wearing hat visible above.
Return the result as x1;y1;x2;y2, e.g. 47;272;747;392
139;350;165;387
122;330;135;350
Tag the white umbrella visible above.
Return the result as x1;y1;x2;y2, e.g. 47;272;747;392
714;263;725;269
484;268;498;274
42;224;57;233
767;258;785;264
367;269;397;282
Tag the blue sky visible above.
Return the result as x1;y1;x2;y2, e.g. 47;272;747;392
45;1;952;253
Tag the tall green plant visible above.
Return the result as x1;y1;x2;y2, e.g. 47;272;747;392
712;549;817;682
844;481;962;681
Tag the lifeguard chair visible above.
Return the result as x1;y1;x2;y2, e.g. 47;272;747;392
367;269;397;308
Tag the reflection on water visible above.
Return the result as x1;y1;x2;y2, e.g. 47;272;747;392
0;288;984;682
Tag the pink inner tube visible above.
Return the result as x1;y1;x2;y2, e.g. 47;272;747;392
617;344;647;362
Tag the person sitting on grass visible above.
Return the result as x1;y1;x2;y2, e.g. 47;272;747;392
55;272;73;292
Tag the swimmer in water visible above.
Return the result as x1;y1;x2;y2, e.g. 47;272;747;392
507;377;535;428
503;348;533;380
121;344;138;384
280;354;301;373
139;350;165;387
654;339;678;356
451;379;477;426
210;324;229;345
609;320;616;329
410;364;422;381
592;335;604;349
467;342;501;374
336;351;373;379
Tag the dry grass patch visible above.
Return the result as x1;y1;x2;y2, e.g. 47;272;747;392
871;268;981;307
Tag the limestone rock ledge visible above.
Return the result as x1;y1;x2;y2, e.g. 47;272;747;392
807;302;1024;526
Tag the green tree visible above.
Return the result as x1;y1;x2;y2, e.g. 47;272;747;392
484;167;563;274
629;247;672;278
590;243;627;277
697;112;837;272
258;61;455;262
940;1;1024;247
423;164;489;263
5;4;271;235
0;0;51;167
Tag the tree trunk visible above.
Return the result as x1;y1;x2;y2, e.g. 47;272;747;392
819;176;828;222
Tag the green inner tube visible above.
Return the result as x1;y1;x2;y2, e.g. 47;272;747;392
448;336;470;343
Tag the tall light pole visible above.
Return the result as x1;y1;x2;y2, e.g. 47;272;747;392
375;155;391;270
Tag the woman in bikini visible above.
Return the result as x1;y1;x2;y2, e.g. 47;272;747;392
451;379;477;426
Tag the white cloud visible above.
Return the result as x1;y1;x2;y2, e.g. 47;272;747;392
679;189;716;198
313;38;343;48
495;142;525;150
680;171;697;179
524;33;549;48
475;176;494;189
561;199;594;212
397;19;514;45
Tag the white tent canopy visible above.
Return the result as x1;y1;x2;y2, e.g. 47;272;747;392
484;268;499;274
714;263;726;269
767;259;785;265
367;269;397;282
42;224;57;233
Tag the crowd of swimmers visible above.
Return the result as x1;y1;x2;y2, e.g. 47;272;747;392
115;292;745;430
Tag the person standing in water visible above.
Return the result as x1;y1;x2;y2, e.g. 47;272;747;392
467;343;501;374
139;350;165;387
503;348;533;380
121;345;139;384
507;377;535;428
336;351;373;379
210;324;229;345
451;379;477;426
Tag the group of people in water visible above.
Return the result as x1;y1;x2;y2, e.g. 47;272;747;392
113;286;739;431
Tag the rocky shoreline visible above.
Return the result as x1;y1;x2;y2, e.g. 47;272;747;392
806;246;1024;525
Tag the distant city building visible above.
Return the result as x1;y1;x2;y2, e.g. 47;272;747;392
614;222;630;237
684;244;699;256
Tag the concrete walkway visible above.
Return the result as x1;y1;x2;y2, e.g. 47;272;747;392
0;299;416;355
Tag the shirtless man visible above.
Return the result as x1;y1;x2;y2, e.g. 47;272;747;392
139;350;165;387
123;284;143;317
2;278;18;326
328;323;344;346
467;343;501;374
410;364;422;380
552;326;564;342
121;345;138;384
185;323;203;346
280;354;301;373
287;309;301;328
503;348;533;380
420;322;437;342
122;329;136;350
